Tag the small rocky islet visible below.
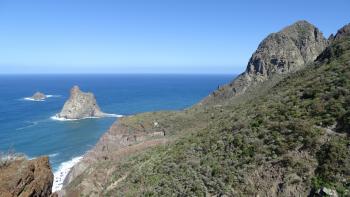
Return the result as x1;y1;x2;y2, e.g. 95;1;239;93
30;91;47;101
56;85;106;120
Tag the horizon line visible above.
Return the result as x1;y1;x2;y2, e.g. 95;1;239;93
0;72;237;75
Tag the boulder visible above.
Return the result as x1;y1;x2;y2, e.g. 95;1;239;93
316;187;338;197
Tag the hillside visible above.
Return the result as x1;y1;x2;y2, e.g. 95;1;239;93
61;22;350;196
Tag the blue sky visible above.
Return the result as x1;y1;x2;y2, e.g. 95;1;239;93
0;0;349;74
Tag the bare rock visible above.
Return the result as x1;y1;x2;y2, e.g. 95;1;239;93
57;86;106;119
316;187;338;197
331;23;350;42
316;23;350;63
0;156;54;197
30;92;47;101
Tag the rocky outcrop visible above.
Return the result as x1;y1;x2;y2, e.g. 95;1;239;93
0;156;54;197
30;92;47;101
201;20;327;105
329;23;350;42
57;86;106;119
316;23;350;63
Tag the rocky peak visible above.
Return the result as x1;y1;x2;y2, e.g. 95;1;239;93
330;23;350;41
200;20;327;105
246;20;327;78
316;23;350;63
57;85;106;119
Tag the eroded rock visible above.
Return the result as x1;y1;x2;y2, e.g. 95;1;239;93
0;156;54;197
57;86;106;119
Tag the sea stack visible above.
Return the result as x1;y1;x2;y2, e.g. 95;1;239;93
57;85;106;119
30;91;47;101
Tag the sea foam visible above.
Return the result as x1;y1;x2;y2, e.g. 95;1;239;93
46;95;61;98
22;94;60;102
16;121;39;131
23;97;44;102
52;156;83;192
50;113;123;121
103;113;124;118
49;153;59;158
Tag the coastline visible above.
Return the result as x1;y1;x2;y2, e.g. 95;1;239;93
52;156;83;192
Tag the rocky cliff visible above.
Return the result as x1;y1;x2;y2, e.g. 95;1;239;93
0;156;54;197
201;20;327;105
57;86;106;119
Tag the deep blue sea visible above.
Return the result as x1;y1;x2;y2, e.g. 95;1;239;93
0;74;232;171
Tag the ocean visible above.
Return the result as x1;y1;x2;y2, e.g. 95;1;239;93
0;74;233;190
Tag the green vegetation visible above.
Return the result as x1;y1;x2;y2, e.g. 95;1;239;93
66;33;350;196
102;35;350;196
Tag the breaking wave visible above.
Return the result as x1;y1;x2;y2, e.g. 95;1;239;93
52;156;83;192
50;113;123;121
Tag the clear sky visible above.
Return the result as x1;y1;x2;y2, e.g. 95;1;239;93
0;0;349;74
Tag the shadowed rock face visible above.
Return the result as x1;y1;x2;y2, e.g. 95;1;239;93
0;157;54;197
30;92;47;100
330;23;350;41
57;86;105;119
201;20;327;104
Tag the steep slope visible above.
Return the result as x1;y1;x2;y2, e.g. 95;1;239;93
200;20;327;105
62;22;349;196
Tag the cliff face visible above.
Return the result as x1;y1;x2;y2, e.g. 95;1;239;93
57;86;105;119
201;20;327;105
0;157;54;197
